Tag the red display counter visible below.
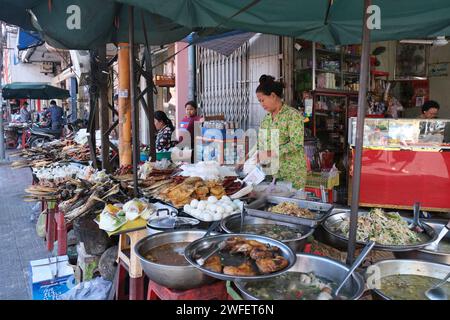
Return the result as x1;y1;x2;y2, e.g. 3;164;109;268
349;149;450;212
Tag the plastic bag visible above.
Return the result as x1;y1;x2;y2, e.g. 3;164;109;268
36;211;47;238
60;277;112;300
30;202;42;222
123;198;150;221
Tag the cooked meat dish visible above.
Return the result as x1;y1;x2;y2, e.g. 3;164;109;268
201;236;289;277
255;255;289;274
223;261;257;276
203;255;223;273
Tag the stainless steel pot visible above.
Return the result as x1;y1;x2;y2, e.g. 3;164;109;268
220;214;314;252
366;259;450;300
234;253;366;300
394;221;450;265
134;230;218;290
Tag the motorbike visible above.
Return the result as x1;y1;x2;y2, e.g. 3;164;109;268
27;123;63;148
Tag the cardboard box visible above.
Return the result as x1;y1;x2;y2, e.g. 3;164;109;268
30;255;75;300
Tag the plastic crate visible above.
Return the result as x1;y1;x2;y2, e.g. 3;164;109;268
306;171;340;189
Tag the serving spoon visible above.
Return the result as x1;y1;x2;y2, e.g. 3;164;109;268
425;272;450;300
424;220;449;251
333;241;376;298
191;220;221;258
408;202;425;232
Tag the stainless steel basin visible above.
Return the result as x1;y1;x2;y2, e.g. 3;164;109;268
234;253;366;300
134;229;218;290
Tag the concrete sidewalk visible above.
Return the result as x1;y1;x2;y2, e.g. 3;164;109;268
0;153;49;300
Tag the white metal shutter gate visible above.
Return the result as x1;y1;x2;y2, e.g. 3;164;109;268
196;43;250;129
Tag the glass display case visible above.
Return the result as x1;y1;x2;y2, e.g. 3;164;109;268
348;117;450;149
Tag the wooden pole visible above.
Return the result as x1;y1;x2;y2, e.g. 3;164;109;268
347;0;371;265
118;42;132;166
88;51;98;168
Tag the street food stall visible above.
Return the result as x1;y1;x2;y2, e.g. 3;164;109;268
4;0;450;303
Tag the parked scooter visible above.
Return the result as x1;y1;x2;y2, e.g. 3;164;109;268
27;124;62;148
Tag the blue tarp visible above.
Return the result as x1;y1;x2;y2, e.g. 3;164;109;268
17;29;45;51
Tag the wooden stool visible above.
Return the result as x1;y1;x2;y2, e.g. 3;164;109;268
115;229;148;300
147;280;229;300
45;200;57;252
44;201;69;255
55;210;68;255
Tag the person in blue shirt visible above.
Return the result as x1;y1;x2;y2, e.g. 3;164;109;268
45;100;64;130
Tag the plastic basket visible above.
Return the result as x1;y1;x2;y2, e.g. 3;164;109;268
306;171;340;189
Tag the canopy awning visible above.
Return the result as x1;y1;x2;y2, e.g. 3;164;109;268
1;82;71;99
2;0;450;48
0;0;201;49
121;0;450;45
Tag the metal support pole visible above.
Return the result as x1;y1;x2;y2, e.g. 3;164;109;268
144;49;156;162
188;45;196;101
347;0;371;265
98;46;111;172
0;21;7;162
312;41;316;91
70;77;78;123
129;6;139;197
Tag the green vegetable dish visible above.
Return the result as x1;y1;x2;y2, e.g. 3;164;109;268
380;274;450;300
241;224;303;241
332;208;426;245
244;272;346;300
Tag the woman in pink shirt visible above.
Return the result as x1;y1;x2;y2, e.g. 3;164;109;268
179;100;202;150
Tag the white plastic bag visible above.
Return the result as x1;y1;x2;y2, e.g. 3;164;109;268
60;277;112;300
123;198;150;220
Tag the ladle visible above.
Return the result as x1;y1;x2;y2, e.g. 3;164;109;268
334;241;376;298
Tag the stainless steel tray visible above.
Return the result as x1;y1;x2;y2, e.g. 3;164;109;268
184;233;296;282
245;195;334;227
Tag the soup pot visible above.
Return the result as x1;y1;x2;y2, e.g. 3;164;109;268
135;230;218;290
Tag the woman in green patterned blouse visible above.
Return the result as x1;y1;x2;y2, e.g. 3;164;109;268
256;75;307;189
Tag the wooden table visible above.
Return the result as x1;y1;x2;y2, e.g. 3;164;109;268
107;219;148;300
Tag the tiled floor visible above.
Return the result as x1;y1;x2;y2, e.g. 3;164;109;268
0;152;49;299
